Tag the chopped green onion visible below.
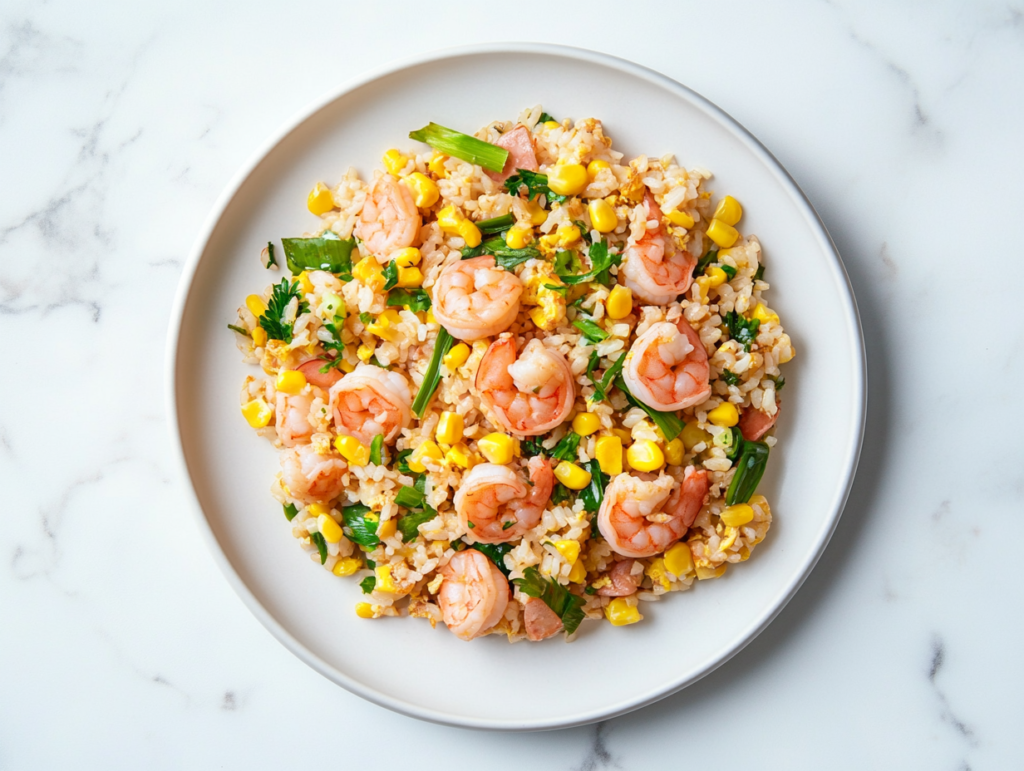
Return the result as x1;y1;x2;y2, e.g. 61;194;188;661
227;324;250;337
382;260;399;291
573;317;609;343
724;311;760;352
720;370;740;386
397;506;437;542
386;287;431;312
519;436;546;457
550;483;575;505
263;241;277;269
588;353;626;404
713;426;744;461
773;375;786;392
513;566;586;635
692;248;718;278
551;432;581;461
615;376;684;441
754;264;766;281
580;459;606;513
719;264;737;280
409;122;509;173
369;435;383;466
342;504;379;548
283;502;299;521
395;449;414;474
725;441;769;505
394;485;425;509
411;328;455;417
359;575;376;594
538;112;556;123
281;233;356;280
359;312;372;325
310;532;328;564
476;213;515;235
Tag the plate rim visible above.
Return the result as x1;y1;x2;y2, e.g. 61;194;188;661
165;42;867;731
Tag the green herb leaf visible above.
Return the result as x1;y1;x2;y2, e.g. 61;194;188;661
471;543;513;577
360;575;376;594
550;483;575;506
519;436;546;457
283;502;299;521
559;240;620;285
409;122;509;173
553;249;584;278
359;312;373;325
538;112;556;123
369;435;383;466
227;323;250;337
580;459;607;513
397;506;437;542
543;283;569;296
588;353;627;404
692;248;719;278
281;233;356;280
584;585;597;595
310;532;328;564
342;504;379;549
395;449;414;475
725;440;769;505
263;241;278;269
258;278;309;343
382;260;399;291
411;327;455;417
754;264;766;281
724;310;761;352
551;432;581;462
513;566;586;635
721;370;740;386
495;250;540;271
615;376;684;441
719;263;737;280
573;317;609;343
476;213;515;235
773;375;786;392
386;287;431;312
394;485;425;509
503;169;567;205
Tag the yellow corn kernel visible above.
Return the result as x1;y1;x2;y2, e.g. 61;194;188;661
694;276;711;301
594;435;623;475
551;539;581;565
439;205;464;232
705;265;728;289
525;199;548;226
356;344;374;363
245;294;268;318
334;435;370;467
605;285;633;320
681;422;710;451
605;598;642;626
588;198;618;233
547;163;588;196
355;602;376;618
307;502;330;517
377;517;397;540
276;369;306;395
663;543;694;578
666;209;695;228
695;563;727;580
382;149;409;176
353;256;385;289
241;398;272;429
646;558;672;591
307;182;335;215
720;503;754;527
339;358;356;373
435;411;464;445
458;219;482;248
713;195;743;226
572;412;601;437
445;443;473;469
664;438;684;466
586;159;610;179
751;303;780;325
554;461;592;490
626;440;665;472
443;342;471;371
317;514;343;544
426;309;437;324
505;225;532;249
408;440;444;472
367;309;401;342
427;152;447;177
333;557;361;577
478;433;515;465
707;402;740;428
706;218;740;249
543;120;560;129
251;326;267;347
402;171;439;208
568;559;587;583
397;266;424;288
374;564;397;593
393;248;421;268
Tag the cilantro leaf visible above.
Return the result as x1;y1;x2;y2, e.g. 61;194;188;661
503;169;567;205
258;278;308;343
513;566;586;635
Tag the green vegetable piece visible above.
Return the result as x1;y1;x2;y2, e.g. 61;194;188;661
503;169;567;205
559;240;620;286
471;543;513;577
394;484;425;509
538;112;556;123
258;278;309;343
360;575;376;594
588;353;626;404
310;532;328;564
713;426;744;461
342;504;379;548
692;248;718;278
553;249;583;277
359;312;373;325
227;324;250;337
411;328;455;417
369;435;383;466
573;317;609;343
494;250;540;271
580;459;607;513
721;370;740;386
774;375;786;392
386;288;431;312
551;432;581;462
281;233;356;279
519;436;546;457
397;506;437;542
754;264;766;281
263;241;278;269
395;449;414;475
476;213;515;235
724;311;761;352
382;260;399;291
513;566;586;636
615;376;684;441
283;502;299;521
550;483;575;505
725;441;769;505
719;263;737;280
409;122;509;173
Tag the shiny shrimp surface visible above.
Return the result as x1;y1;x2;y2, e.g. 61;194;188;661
621;193;696;305
354;173;421;258
329;364;411;444
432;256;523;341
438;549;510;641
454;456;553;543
621;318;710;411
280;444;347;505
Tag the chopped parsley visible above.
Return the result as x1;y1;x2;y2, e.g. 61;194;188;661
724;310;761;352
503;169;567;205
258;278;308;343
720;370;740;386
513;566;586;635
538;112;557;123
317;317;346;373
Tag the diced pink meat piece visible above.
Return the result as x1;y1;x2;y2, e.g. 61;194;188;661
738;400;781;442
297;358;344;390
524;597;563;641
486;124;538;183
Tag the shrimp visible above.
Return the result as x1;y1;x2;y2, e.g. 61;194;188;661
596;559;639;597
621;318;710;411
354;173;421;258
454;456;553;543
738;399;780;441
620;193;697;305
523;597;563;641
432;256;524;341
597;467;709;558
297;358;343;389
486;124;539;183
275;392;313;447
475;336;575;436
328;364;411;444
437;549;510;641
280;444;348;504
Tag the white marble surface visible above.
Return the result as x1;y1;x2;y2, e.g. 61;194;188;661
1;0;1021;767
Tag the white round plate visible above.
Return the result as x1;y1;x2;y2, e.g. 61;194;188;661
167;44;865;731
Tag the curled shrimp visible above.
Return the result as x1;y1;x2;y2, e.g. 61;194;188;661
475;336;575;436
438;549;510;641
621;318;710;411
328;364;411;444
597;467;709;558
621;193;696;305
276;392;313;447
432;256;523;341
354;173;421;258
280;444;348;504
454;456;553;543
